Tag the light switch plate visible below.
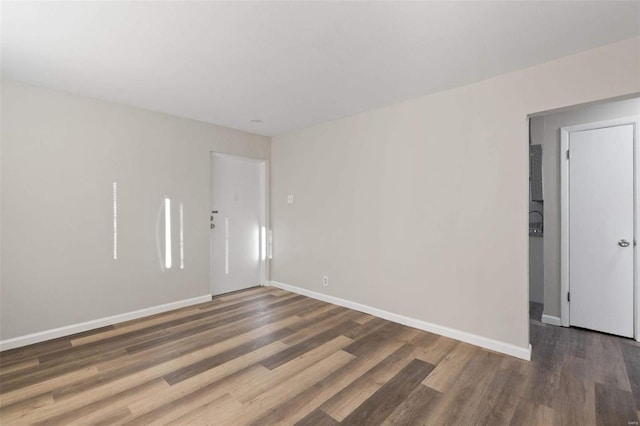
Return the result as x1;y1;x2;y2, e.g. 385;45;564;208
287;194;294;204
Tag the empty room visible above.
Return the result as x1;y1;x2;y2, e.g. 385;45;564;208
1;1;639;425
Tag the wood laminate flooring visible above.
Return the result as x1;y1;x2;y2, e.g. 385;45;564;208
0;287;638;425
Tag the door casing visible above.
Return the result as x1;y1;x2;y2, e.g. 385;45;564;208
560;116;640;341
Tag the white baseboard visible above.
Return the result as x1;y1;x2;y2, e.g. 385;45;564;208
268;281;531;361
541;314;562;326
0;295;212;352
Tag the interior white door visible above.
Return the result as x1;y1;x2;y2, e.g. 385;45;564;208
569;124;634;337
210;154;263;296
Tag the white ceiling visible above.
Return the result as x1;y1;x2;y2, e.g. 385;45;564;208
2;1;639;136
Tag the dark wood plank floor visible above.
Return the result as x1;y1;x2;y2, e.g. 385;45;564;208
0;287;638;425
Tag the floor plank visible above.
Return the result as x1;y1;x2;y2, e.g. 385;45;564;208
341;358;435;425
621;339;640;412
595;382;639;426
295;409;340;426
320;343;418;421
381;384;443;425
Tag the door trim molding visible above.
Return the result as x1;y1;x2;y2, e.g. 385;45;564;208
209;152;269;295
560;115;640;341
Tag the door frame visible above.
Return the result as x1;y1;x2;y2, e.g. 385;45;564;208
560;116;640;341
209;152;269;296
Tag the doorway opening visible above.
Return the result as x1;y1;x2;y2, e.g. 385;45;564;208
210;153;268;296
527;95;640;345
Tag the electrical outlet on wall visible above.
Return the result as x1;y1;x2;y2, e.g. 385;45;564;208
322;276;329;287
287;194;294;204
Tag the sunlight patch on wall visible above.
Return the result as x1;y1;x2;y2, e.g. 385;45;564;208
179;202;185;270
113;182;118;260
261;226;266;261
165;198;172;269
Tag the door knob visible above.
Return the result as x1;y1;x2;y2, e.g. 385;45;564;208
618;239;630;247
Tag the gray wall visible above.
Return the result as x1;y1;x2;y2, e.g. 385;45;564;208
528;223;544;304
528;117;546;305
0;79;270;340
271;38;640;351
530;96;640;319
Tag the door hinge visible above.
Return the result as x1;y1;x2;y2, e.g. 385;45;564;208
567;292;570;302
566;150;570;159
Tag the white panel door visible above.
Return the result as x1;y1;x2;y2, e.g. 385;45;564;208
210;154;263;296
569;124;634;337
